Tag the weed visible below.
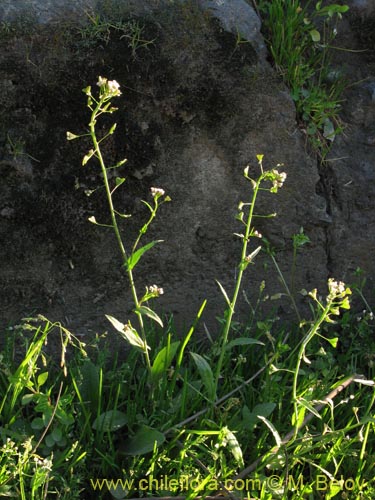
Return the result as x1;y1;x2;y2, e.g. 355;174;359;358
78;12;154;56
259;0;349;159
1;76;375;498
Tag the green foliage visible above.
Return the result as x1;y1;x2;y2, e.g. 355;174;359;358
1;78;375;499
77;11;154;56
259;0;349;158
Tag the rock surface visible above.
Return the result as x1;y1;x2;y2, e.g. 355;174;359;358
0;0;374;339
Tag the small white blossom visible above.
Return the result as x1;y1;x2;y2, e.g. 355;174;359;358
253;230;262;238
328;279;345;296
150;187;165;197
149;285;164;296
97;76;107;87
272;169;287;189
107;79;121;95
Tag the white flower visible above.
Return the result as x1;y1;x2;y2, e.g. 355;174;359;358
107;79;121;95
150;187;165;197
149;285;164;296
97;76;107;87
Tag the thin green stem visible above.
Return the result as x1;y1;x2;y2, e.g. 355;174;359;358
88;97;151;372
214;177;261;396
291;300;332;441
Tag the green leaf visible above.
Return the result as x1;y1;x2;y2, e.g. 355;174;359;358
22;393;36;405
323;118;335;142
298;398;322;419
215;280;232;311
122;425;165;455
93;410;128;432
106;315;150;352
135;306;163;328
242;402;276;431
52;427;63;442
190;352;216;401
37;371;48;387
226;337;264;350
78;359;100;414
309;29;320;42
221;427;244;467
31;417;45;430
258;415;282;447
151;341;180;383
125;240;163;271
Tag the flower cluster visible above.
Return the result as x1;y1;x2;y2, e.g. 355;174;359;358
271;169;287;192
97;76;122;97
150;187;165;198
149;284;164;296
328;279;346;297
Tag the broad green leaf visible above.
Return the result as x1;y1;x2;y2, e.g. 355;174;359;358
151;341;180;383
54;407;75;426
122;425;165;455
92;410;128;432
106;315;149;352
37;371;48;387
190;352;216;401
21;393;36;405
309;29;320;42
52;427;63;442
45;434;55;448
221;427;244;467
135;306;163;328
242;402;276;431
125;240;163;271
226;337;264;350
31;417;44;430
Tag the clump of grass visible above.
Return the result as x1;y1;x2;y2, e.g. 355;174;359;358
77;11;154;56
259;0;349;159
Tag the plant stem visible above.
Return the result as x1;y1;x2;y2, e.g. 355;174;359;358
89;98;151;372
291;300;331;441
214;176;261;396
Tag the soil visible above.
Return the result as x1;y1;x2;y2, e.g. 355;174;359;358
0;1;374;344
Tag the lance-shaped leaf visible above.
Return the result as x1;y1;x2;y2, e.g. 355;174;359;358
135;306;163;328
92;410;128;432
106;315;150;352
125;240;163;271
151;341;180;384
190;352;216;402
226;337;264;350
